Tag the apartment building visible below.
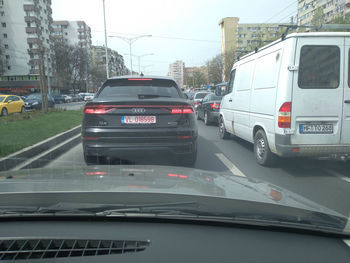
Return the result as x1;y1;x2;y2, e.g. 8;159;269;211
219;17;282;55
0;0;54;94
297;0;350;26
168;60;185;89
92;45;127;78
52;20;92;49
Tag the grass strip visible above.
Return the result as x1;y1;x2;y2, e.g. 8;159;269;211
0;110;83;158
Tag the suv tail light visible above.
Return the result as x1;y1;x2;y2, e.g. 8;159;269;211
278;102;291;128
84;106;113;114
171;106;194;114
210;103;220;109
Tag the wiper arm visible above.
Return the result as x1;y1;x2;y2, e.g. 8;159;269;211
137;94;171;99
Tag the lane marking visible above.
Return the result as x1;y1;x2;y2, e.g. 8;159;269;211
215;153;246;177
325;169;350;183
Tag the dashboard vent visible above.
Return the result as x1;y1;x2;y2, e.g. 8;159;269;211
0;239;150;260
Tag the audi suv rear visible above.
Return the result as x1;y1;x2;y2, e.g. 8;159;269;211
82;76;198;166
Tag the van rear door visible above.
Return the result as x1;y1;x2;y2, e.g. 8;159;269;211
291;37;344;145
341;38;350;144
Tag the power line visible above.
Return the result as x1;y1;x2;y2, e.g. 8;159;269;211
278;10;298;23
264;1;298;23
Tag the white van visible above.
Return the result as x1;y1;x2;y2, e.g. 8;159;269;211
219;32;350;166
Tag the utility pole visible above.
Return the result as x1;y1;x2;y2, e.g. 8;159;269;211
103;0;109;79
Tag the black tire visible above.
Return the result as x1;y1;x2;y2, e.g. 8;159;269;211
254;129;277;166
204;111;210;126
196;110;200;120
1;108;8;116
21;106;25;113
219;116;230;139
84;153;101;165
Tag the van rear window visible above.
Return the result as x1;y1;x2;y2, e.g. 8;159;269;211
298;45;340;89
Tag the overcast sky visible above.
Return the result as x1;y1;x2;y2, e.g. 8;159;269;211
52;0;297;75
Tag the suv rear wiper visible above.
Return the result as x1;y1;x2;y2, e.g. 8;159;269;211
137;94;171;99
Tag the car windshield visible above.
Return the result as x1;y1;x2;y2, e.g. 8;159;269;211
26;94;41;100
1;0;350;238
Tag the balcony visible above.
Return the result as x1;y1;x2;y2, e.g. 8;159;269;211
23;4;40;13
47;6;52;14
27;37;42;45
30;69;39;75
78;35;87;40
28;48;40;55
25;16;41;26
28;59;40;66
78;28;85;33
26;27;42;35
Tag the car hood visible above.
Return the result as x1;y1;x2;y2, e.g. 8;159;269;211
0;165;344;218
25;99;41;104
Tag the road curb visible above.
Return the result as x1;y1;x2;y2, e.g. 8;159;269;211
0;125;81;171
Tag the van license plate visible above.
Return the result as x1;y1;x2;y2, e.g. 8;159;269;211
299;124;333;134
121;116;156;124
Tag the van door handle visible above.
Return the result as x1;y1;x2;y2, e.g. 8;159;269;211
229;99;232;102
345;100;350;104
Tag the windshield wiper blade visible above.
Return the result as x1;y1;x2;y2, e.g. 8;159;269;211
137;94;171;99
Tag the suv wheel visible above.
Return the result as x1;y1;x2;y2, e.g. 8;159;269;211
254;129;277;166
219;117;230;139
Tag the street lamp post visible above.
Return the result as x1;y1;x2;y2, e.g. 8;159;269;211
109;35;152;74
102;0;109;79
124;53;154;74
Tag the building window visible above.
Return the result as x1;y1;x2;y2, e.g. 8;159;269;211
7;66;11;70
0;11;5;16
0;0;3;7
4;44;8;49
5;55;9;59
29;43;33;48
1;22;6;28
3;33;7;38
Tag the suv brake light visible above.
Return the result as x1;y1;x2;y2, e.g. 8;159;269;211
84;106;113;114
171;106;194;114
278;102;291;128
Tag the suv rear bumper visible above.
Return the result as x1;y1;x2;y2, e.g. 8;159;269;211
275;134;350;157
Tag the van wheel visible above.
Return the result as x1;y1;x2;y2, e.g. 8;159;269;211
219;117;230;139
254;130;277;166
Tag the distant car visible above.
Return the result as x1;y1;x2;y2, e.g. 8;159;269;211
71;94;83;102
0;95;25;116
53;95;65;104
82;76;198;166
62;95;72;103
193;92;212;110
24;93;55;111
83;93;94;101
196;94;223;125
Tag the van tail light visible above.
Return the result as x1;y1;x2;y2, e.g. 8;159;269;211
194;102;200;105
84;106;113;114
211;103;220;109
278;102;291;128
171;106;194;114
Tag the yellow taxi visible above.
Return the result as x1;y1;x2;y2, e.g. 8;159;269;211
0;95;25;116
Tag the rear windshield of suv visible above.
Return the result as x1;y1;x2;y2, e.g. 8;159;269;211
97;79;181;98
195;93;210;99
298;45;340;89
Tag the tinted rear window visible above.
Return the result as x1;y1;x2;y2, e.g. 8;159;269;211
298;45;340;89
211;95;223;100
97;79;181;98
195;93;210;99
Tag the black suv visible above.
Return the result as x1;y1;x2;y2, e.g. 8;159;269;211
82;76;198;166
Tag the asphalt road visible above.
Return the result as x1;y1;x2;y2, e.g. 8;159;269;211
46;120;350;217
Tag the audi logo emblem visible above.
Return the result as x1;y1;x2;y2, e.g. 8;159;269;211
131;108;146;113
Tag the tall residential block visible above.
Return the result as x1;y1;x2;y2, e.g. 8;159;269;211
297;0;350;26
0;0;54;94
168;60;185;89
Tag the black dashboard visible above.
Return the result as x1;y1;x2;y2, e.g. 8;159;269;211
0;219;349;262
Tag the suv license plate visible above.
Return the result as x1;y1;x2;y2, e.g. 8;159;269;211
299;124;333;134
121;116;156;124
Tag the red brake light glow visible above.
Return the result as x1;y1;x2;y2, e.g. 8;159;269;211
171;107;194;114
278;102;292;128
210;103;220;109
84;106;113;114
